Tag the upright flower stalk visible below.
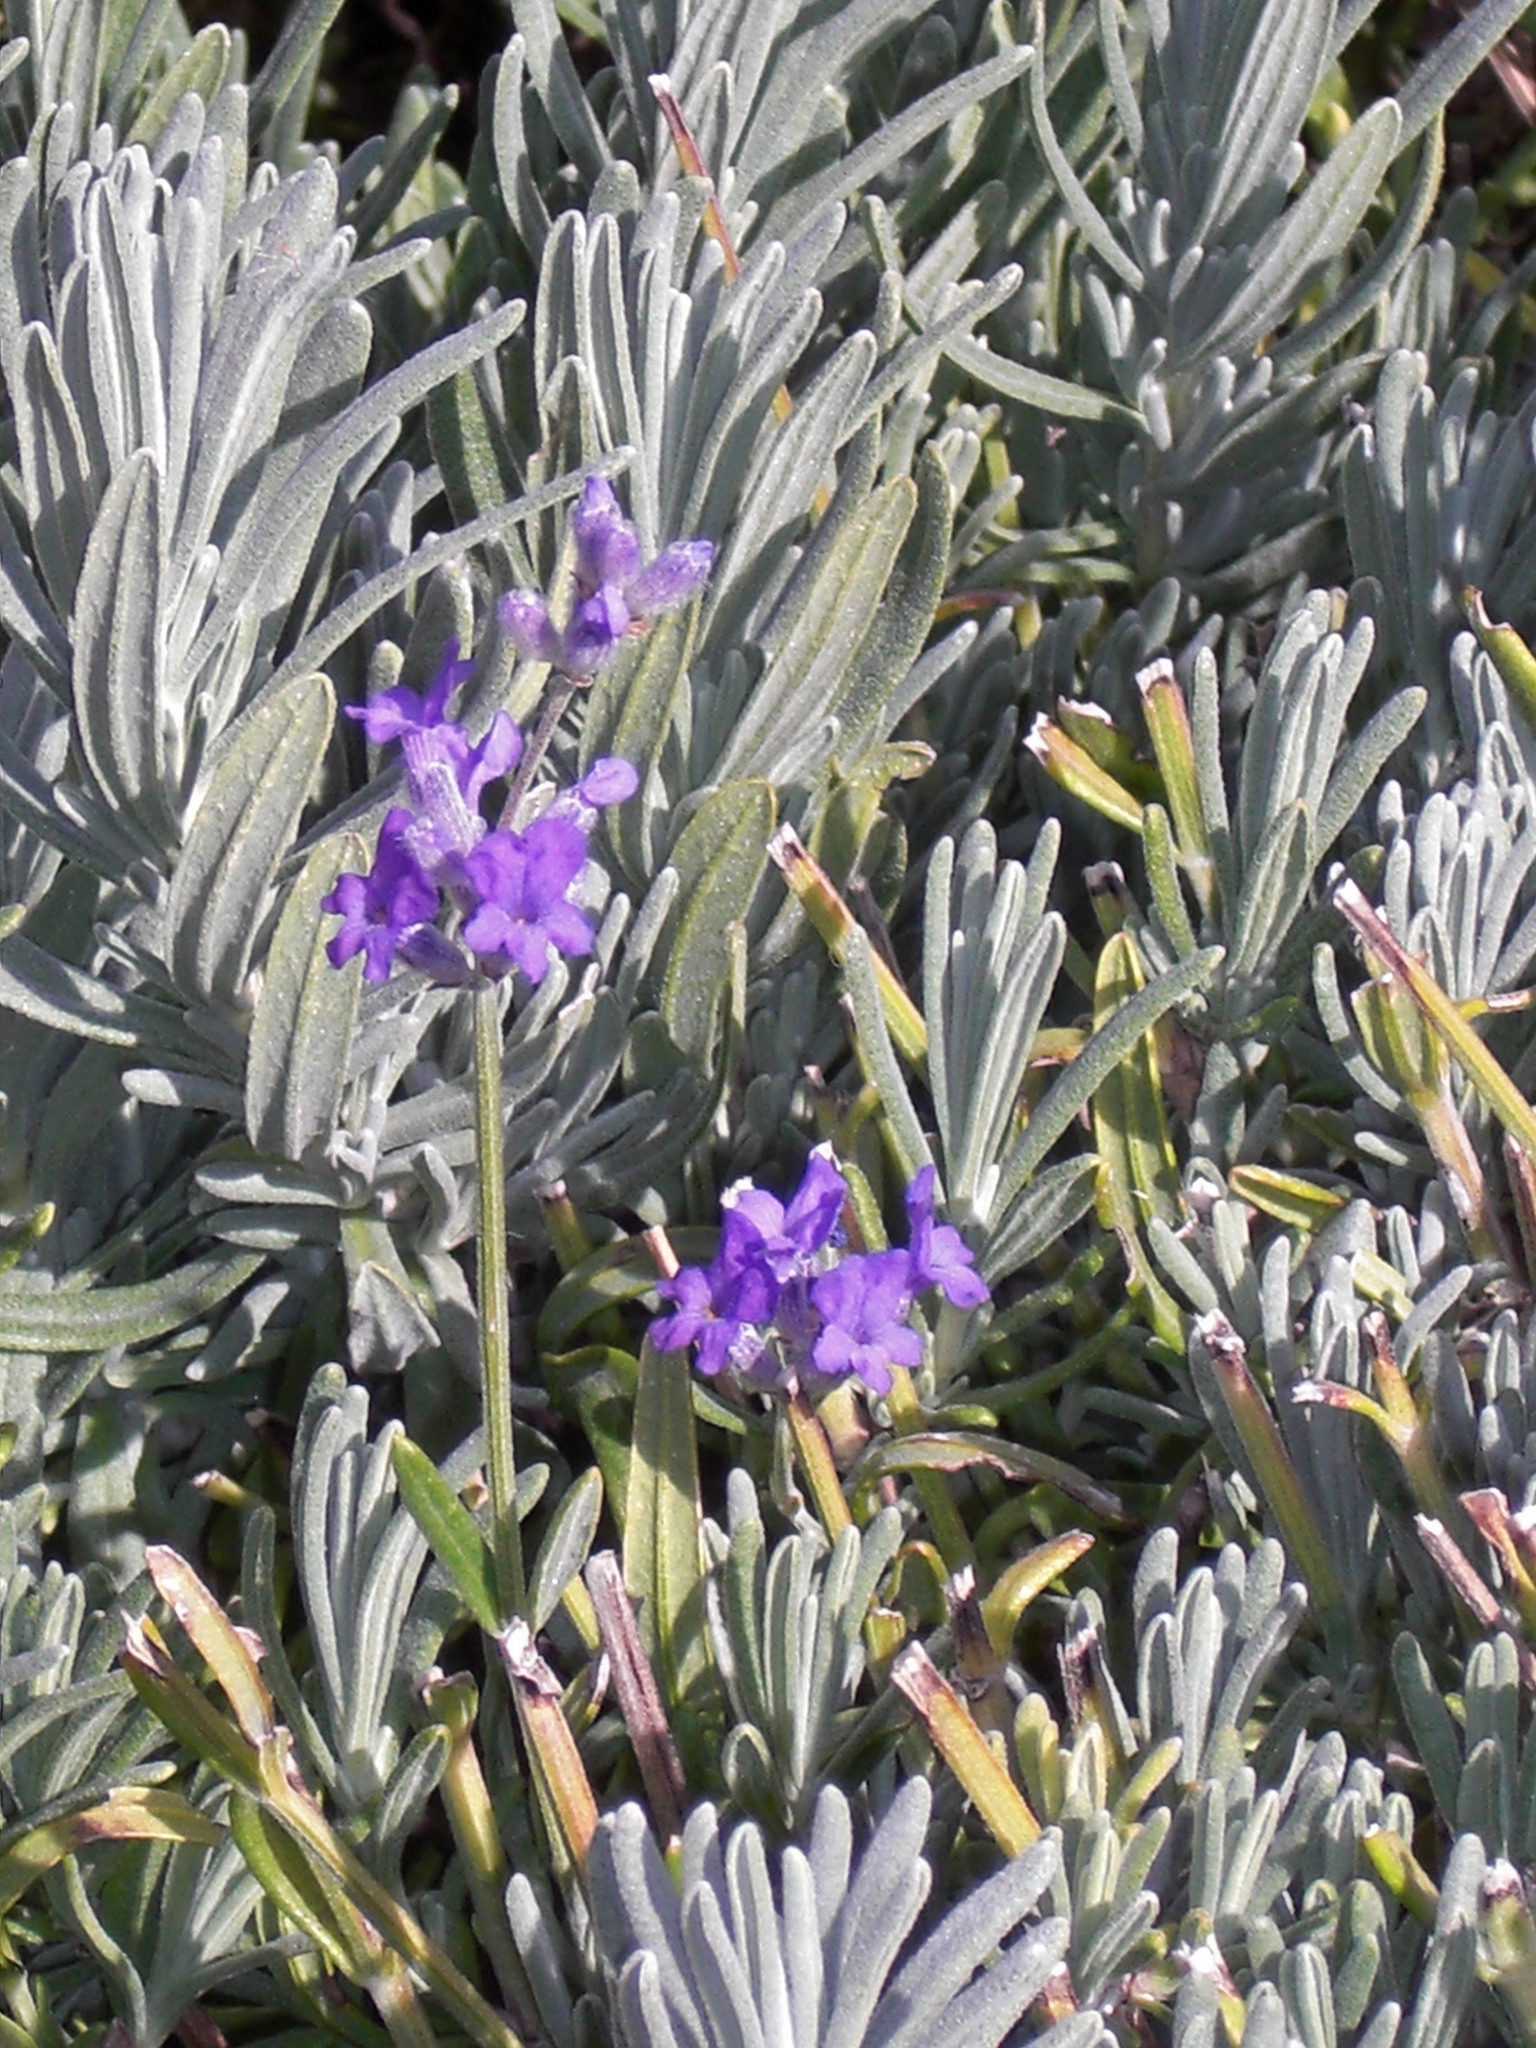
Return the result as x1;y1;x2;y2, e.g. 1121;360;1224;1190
323;476;712;1626
473;982;522;1620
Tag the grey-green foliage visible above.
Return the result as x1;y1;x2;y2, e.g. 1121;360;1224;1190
246;1368;440;1814
1009;1523;1463;2033
1344;353;1536;778
0;1554;291;2046
709;1468;902;1830
473;0;1035;283
1174;1826;1481;2048
1131;593;1426;1036
585;1779;1103;2048
960;0;1532;613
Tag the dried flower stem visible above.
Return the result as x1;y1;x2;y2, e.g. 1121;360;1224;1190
474;983;525;1623
585;1550;688;1843
650;75;793;426
1196;1309;1353;1662
498;1621;599;1869
891;1641;1040;1853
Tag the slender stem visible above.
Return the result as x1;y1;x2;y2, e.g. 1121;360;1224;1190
498;673;582;830
474;983;525;1623
424;1675;543;2033
885;1366;976;1572
785;1392;852;1538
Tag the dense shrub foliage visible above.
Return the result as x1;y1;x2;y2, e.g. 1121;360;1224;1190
7;0;1536;2041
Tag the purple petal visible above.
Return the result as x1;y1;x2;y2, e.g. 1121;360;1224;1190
343;639;473;746
521;815;590;903
321;810;440;984
457;712;523;808
858;1248;918;1322
501;590;562;665
694;1321;739;1377
562;586;630;676
883;1322;925;1368
923;1225;990;1308
854;1350;898;1395
626;539;714;616
653;1266;712;1350
811;1323;860;1379
539;897;596;959
577;757;640;807
462;902;557;982
904;1165;937;1236
457;830;525;912
726;1186;787;1240
573;476;642;591
782;1146;848;1258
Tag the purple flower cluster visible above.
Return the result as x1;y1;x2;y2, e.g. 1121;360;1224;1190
652;1150;988;1396
322;640;636;986
501;477;714;678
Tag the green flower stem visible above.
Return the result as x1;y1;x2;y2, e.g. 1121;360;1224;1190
474;982;525;1625
423;1675;543;2033
885;1367;976;1573
785;1391;853;1538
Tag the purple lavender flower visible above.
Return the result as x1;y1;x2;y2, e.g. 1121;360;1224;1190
809;1251;923;1395
551;757;641;830
904;1166;989;1309
456;816;597;984
651;1156;988;1397
502;477;715;678
653;1220;779;1377
323;630;636;989
322;809;440;983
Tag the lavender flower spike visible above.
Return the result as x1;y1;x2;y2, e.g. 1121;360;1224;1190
501;476;715;678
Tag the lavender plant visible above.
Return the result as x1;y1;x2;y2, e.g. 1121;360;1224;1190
7;0;1536;2042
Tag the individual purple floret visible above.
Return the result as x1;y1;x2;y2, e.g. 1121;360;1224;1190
809;1251;924;1395
653;1224;779;1379
501;477;715;678
322;636;638;989
347;639;475;747
905;1166;990;1308
456;816;598;985
721;1145;847;1282
323;809;440;983
651;1152;989;1397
